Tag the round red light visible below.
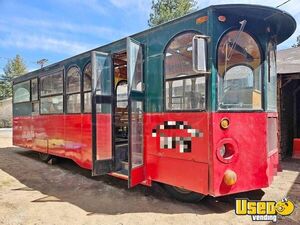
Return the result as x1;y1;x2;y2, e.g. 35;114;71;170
219;144;235;160
216;138;239;164
218;16;226;22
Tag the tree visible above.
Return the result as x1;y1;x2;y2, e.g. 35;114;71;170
148;0;198;27
292;35;300;48
0;55;27;99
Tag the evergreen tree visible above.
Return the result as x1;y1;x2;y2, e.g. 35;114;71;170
292;35;300;48
0;55;27;99
148;0;198;27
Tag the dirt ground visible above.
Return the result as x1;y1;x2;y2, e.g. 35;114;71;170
0;129;299;225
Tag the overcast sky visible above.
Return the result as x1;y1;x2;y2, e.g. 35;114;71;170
0;0;299;73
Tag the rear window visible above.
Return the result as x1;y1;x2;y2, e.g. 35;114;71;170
13;81;30;103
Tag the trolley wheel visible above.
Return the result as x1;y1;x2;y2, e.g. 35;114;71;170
38;152;52;162
164;184;206;202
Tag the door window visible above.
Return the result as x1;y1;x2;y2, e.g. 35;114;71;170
94;54;112;96
130;100;143;168
128;39;143;92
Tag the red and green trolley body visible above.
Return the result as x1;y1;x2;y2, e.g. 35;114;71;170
12;4;296;200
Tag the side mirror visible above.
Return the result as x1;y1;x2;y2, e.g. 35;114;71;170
192;35;209;73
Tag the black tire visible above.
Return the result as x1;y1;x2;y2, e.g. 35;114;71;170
164;184;206;202
38;152;52;162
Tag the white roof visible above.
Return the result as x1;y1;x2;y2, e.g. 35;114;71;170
277;47;300;74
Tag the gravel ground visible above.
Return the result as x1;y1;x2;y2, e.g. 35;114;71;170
0;128;299;225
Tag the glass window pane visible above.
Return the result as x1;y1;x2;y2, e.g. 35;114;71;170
116;81;128;108
217;31;262;110
165;32;198;79
40;71;63;96
67;93;81;113
32;102;39;115
13;81;30;103
84;92;91;113
83;92;100;113
96;103;112;160
67;66;81;94
31;79;38;101
164;32;206;111
128;40;143;92
170;79;183;110
84;63;92;92
131;101;143;168
267;43;277;111
165;77;205;111
94;53;111;95
40;95;63;114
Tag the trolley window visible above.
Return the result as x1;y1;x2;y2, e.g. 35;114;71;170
40;71;63;96
67;66;80;94
40;70;64;114
83;63;92;91
116;80;128;108
41;95;63;114
31;78;38;101
13;81;30;103
164;32;206;111
267;42;277;111
217;30;262;110
66;66;81;114
83;62;92;113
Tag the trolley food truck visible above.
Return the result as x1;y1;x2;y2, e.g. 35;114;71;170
12;4;296;201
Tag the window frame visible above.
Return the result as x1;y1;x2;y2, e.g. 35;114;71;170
223;63;255;88
31;78;38;101
82;62;92;114
31;78;40;116
40;95;64;115
39;68;64;115
163;30;208;112
216;28;265;112
266;41;277;112
116;79;128;109
65;65;82;114
32;101;40;115
40;70;64;97
13;80;31;104
13;78;41;116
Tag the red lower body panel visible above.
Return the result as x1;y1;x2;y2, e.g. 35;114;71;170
267;150;279;185
13;115;92;169
210;112;279;196
144;112;209;194
13;112;278;197
13;114;112;170
147;155;208;193
293;138;300;159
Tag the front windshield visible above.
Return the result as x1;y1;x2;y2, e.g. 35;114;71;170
218;30;262;110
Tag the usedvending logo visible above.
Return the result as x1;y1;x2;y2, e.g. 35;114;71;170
235;198;295;222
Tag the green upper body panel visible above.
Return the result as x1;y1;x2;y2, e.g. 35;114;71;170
13;4;296;113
